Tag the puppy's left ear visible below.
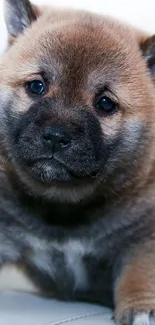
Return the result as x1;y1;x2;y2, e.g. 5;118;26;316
140;35;155;80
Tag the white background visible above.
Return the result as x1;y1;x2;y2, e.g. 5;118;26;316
0;0;155;52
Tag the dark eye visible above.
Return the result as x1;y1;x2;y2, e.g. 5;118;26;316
95;96;116;114
26;80;45;95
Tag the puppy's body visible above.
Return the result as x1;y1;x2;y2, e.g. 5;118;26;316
1;1;155;324
0;165;154;307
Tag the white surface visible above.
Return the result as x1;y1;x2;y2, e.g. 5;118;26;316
0;267;113;324
32;0;155;33
0;265;38;293
0;0;155;53
0;291;113;325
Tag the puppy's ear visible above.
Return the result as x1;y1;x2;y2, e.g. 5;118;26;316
140;35;155;81
4;0;40;44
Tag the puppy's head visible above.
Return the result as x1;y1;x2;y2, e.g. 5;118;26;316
1;0;155;202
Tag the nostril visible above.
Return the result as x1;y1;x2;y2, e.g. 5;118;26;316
42;126;71;152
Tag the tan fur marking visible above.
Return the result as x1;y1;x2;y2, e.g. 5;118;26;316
115;245;155;322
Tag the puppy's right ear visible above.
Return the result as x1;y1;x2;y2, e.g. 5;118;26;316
140;34;155;82
4;0;40;45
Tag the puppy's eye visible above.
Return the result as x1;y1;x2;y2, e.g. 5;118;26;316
26;80;45;95
95;96;116;114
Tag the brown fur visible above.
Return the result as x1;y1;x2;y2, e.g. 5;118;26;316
115;242;155;323
1;2;155;325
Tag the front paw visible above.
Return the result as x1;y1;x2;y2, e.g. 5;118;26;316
116;309;155;325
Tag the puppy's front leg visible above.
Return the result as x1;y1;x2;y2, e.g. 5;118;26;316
114;243;155;325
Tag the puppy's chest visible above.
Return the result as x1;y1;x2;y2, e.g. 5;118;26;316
26;235;113;305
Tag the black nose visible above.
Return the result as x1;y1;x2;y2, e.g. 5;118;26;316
42;126;71;152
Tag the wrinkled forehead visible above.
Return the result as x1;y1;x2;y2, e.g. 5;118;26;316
1;15;141;91
31;22;138;82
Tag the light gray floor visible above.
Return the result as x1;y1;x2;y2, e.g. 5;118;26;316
0;291;114;325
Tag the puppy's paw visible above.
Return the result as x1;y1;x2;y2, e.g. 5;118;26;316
116;309;155;325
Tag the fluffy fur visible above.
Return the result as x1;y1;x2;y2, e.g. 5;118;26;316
1;1;155;324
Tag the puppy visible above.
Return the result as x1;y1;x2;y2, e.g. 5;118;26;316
1;1;155;324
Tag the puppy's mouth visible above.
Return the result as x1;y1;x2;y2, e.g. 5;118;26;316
24;156;98;184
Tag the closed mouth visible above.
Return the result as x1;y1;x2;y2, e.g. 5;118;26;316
22;155;99;182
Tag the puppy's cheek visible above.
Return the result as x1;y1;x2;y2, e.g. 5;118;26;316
0;88;12;114
100;111;122;140
100;114;144;146
102;115;145;155
122;118;145;147
11;88;33;114
0;87;33;115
